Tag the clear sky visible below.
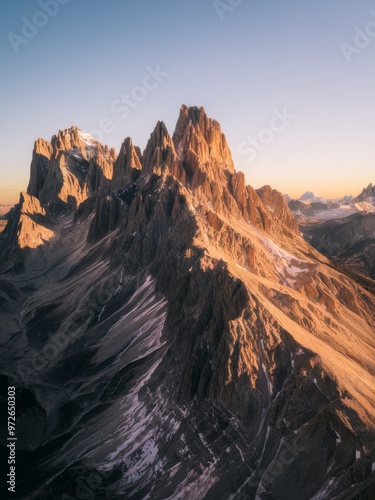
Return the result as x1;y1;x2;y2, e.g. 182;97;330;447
0;0;374;204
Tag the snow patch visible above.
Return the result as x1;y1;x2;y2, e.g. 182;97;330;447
310;478;335;500
235;444;245;461
262;362;273;394
259;426;271;464
79;130;97;145
255;231;310;288
334;431;341;445
97;305;106;322
236;264;248;272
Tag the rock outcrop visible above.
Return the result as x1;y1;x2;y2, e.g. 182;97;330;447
353;183;375;203
27;138;53;198
111;137;142;189
26;126;115;213
257;184;299;233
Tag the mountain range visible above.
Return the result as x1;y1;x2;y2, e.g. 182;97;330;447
287;187;375;221
1;106;375;499
287;186;375;283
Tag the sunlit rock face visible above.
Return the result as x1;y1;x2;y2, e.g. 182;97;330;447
1;106;375;499
27;126;115;211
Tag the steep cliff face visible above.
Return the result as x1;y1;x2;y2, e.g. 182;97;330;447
171;105;252;221
302;212;375;281
257;185;299;233
353;183;375;204
173;104;235;176
1;106;375;499
26;126;115;212
0;192;55;272
112;137;142;189
27;138;53;198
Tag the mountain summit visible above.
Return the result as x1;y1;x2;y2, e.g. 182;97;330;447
298;191;323;203
353;183;375;204
1;106;375;499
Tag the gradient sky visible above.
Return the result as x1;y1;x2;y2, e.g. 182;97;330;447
0;0;374;204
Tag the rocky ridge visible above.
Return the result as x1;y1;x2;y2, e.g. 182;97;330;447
302;212;375;282
0;106;375;499
294;184;375;282
288;184;375;222
353;183;375;204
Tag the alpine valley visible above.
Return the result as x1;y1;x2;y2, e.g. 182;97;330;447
1;106;375;499
288;187;375;283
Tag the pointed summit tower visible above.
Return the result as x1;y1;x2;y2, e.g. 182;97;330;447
173;105;234;184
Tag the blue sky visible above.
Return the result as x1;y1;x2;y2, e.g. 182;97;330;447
0;0;374;203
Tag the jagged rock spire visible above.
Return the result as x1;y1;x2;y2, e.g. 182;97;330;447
50;126;91;160
27;127;115;211
142;121;179;177
18;108;300;236
354;182;375;203
173;104;235;174
27;138;53;198
112;137;143;189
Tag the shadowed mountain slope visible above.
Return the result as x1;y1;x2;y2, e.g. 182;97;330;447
1;106;375;499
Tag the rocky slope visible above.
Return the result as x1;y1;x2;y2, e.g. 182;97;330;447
295;184;375;282
0;205;13;233
353;183;375;205
1;106;375;499
302;212;375;281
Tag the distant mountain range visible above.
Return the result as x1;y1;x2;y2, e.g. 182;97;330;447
286;185;375;221
298;191;325;203
302;213;375;281
291;184;375;283
0;204;13;232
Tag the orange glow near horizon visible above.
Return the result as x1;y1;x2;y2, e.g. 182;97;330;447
0;190;20;205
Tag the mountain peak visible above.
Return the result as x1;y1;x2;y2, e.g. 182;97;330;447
25;125;116;211
3;106;375;499
112;137;143;189
50;126;97;159
353;182;375;204
143;120;178;175
145;120;172;151
21;106;301;234
299;191;323;203
173;105;233;166
34;137;53;157
177;104;208;128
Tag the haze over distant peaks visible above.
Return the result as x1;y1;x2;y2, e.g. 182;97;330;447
298;191;324;203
